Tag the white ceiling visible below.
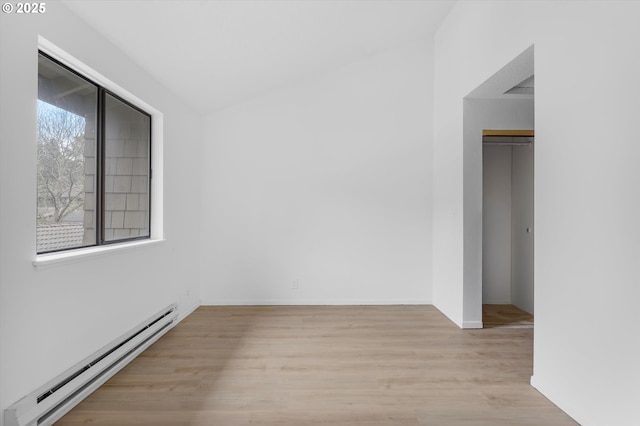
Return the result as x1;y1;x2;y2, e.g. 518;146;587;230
62;0;456;114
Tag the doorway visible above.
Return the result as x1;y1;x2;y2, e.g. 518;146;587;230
461;45;534;329
482;130;534;328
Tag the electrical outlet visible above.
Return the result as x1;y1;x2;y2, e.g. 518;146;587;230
291;279;299;290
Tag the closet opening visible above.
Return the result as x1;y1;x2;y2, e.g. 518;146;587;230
482;130;534;328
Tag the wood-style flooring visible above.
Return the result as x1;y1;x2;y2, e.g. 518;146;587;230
482;304;534;329
58;305;575;425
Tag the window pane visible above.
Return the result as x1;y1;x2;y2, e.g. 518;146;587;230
37;54;97;253
104;94;150;242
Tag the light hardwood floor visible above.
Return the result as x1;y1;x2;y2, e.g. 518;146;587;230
482;304;534;329
58;306;576;425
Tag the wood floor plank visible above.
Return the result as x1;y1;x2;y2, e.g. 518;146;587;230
57;306;576;425
483;304;534;328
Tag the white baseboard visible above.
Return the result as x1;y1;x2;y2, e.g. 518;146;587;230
201;298;432;306
461;320;483;329
430;309;484;329
483;299;511;305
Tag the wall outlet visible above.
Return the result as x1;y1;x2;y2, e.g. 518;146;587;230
291;279;299;290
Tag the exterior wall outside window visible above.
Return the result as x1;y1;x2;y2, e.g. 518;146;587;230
103;96;150;241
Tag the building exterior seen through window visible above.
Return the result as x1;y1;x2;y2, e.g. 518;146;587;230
37;52;151;253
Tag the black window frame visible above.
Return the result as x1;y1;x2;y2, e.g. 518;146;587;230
37;51;152;255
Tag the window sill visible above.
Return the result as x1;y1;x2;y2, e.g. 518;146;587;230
33;239;165;270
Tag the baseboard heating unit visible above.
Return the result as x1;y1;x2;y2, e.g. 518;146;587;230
4;303;178;426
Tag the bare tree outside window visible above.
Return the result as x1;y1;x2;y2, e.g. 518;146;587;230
37;101;87;224
37;53;97;252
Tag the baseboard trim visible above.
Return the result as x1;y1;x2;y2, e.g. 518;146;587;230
482;300;512;305
461;320;483;329
201;298;432;306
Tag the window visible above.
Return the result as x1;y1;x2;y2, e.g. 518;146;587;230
37;52;151;254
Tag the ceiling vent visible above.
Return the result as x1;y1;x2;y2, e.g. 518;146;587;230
504;75;534;95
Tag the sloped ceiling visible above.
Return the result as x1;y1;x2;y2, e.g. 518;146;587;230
466;45;534;100
62;0;456;114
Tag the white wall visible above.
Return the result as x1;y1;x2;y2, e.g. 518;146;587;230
434;1;640;424
482;145;512;304
0;4;202;422
200;39;433;305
